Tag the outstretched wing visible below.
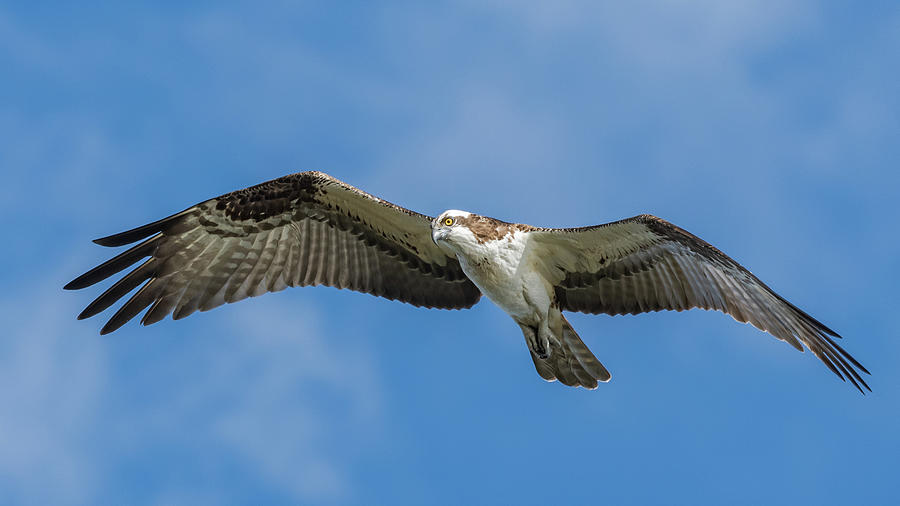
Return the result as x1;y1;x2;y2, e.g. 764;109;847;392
530;214;869;392
66;171;481;334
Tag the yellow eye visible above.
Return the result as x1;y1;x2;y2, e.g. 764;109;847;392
444;217;454;226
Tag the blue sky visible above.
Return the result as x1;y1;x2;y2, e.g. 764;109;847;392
2;1;899;504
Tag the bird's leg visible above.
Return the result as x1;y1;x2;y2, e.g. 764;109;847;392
536;320;554;359
519;322;550;359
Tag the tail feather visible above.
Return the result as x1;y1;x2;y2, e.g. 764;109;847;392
528;315;610;389
530;351;558;381
561;316;611;382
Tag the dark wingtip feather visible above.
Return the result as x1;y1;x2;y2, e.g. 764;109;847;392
92;208;194;247
65;235;161;291
76;258;159;321
851;379;870;395
823;348;870;395
859;380;871;394
777;296;869;392
63;279;82;291
812;333;871;394
99;281;158;334
822;334;870;376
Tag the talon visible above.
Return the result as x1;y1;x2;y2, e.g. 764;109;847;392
533;341;549;360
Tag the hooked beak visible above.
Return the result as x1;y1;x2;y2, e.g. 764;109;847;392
432;226;448;246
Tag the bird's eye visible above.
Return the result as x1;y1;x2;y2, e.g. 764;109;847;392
444;217;454;226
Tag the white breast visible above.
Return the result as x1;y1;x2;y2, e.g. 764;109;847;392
454;229;551;322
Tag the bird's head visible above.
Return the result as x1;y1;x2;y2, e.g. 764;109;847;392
432;210;473;252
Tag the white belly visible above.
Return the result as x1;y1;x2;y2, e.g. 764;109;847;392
455;233;550;324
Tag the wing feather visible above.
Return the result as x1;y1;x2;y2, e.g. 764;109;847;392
67;171;481;333
531;214;869;392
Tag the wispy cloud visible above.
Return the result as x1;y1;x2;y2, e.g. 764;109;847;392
207;301;383;502
0;279;108;505
1;277;384;504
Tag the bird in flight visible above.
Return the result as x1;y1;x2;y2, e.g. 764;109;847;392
66;171;869;392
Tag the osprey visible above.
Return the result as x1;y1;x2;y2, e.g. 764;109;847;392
66;171;869;392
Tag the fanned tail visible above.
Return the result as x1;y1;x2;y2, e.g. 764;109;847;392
529;315;610;389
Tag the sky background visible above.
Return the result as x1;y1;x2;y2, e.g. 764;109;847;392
1;1;899;504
